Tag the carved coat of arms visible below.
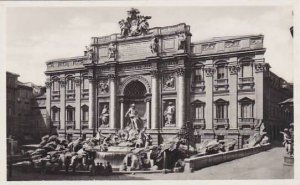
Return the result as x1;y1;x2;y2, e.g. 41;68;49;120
119;8;151;37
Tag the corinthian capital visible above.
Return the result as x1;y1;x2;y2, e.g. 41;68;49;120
45;81;52;88
228;65;240;75
150;70;159;78
204;67;215;77
255;62;270;73
74;78;81;86
107;74;117;79
176;68;185;76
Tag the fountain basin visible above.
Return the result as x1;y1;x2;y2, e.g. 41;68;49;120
94;146;134;170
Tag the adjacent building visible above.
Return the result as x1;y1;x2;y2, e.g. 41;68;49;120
6;72;48;144
44;10;293;146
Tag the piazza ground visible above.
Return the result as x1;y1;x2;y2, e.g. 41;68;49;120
8;146;293;180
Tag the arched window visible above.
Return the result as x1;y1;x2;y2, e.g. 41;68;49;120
193;67;204;84
82;76;89;90
81;105;89;122
52;77;60;92
66;105;75;121
191;100;205;121
239;58;254;78
51;106;60;121
214;99;229;120
66;77;74;91
239;97;254;119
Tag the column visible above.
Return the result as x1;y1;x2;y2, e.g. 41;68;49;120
120;98;124;129
145;98;151;129
204;63;215;129
59;78;66;130
88;78;95;130
75;77;81;130
228;59;239;129
151;70;159;129
45;80;51;130
176;68;186;129
109;74;117;129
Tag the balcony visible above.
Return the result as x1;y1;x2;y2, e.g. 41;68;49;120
81;121;89;130
238;118;255;129
214;118;229;129
238;77;254;90
66;121;75;130
67;89;75;94
214;79;229;91
52;121;60;129
52;91;60;95
193;119;206;129
191;81;205;93
81;89;89;99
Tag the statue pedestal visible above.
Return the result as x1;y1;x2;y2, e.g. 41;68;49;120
284;155;294;166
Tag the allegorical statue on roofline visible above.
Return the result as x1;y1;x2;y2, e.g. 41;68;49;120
119;8;152;37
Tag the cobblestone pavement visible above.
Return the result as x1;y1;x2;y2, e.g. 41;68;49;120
8;147;293;181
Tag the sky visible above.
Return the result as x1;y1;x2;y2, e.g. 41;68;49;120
5;6;293;86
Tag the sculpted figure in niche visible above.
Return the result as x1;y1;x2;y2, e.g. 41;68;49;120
108;43;117;59
164;102;176;126
100;105;109;127
98;81;109;94
164;75;175;89
150;37;159;54
125;104;143;130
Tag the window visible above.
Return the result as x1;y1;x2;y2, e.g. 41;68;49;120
216;104;226;118
82;77;89;90
239;98;254;118
82;105;89;121
241;103;253;118
52;80;60;92
51;107;60;121
192;101;205;120
217;66;226;79
215;99;228;119
67;78;74;91
239;58;254;78
66;106;75;121
194;68;204;83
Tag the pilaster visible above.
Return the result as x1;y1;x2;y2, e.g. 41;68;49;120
228;58;239;129
74;77;81;130
59;77;66;130
204;61;215;130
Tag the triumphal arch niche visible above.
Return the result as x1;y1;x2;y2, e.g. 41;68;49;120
84;8;192;140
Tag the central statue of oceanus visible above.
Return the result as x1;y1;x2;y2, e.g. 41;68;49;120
119;8;152;37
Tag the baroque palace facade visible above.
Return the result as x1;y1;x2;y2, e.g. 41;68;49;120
44;9;292;147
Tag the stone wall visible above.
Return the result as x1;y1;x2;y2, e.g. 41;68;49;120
184;144;271;172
